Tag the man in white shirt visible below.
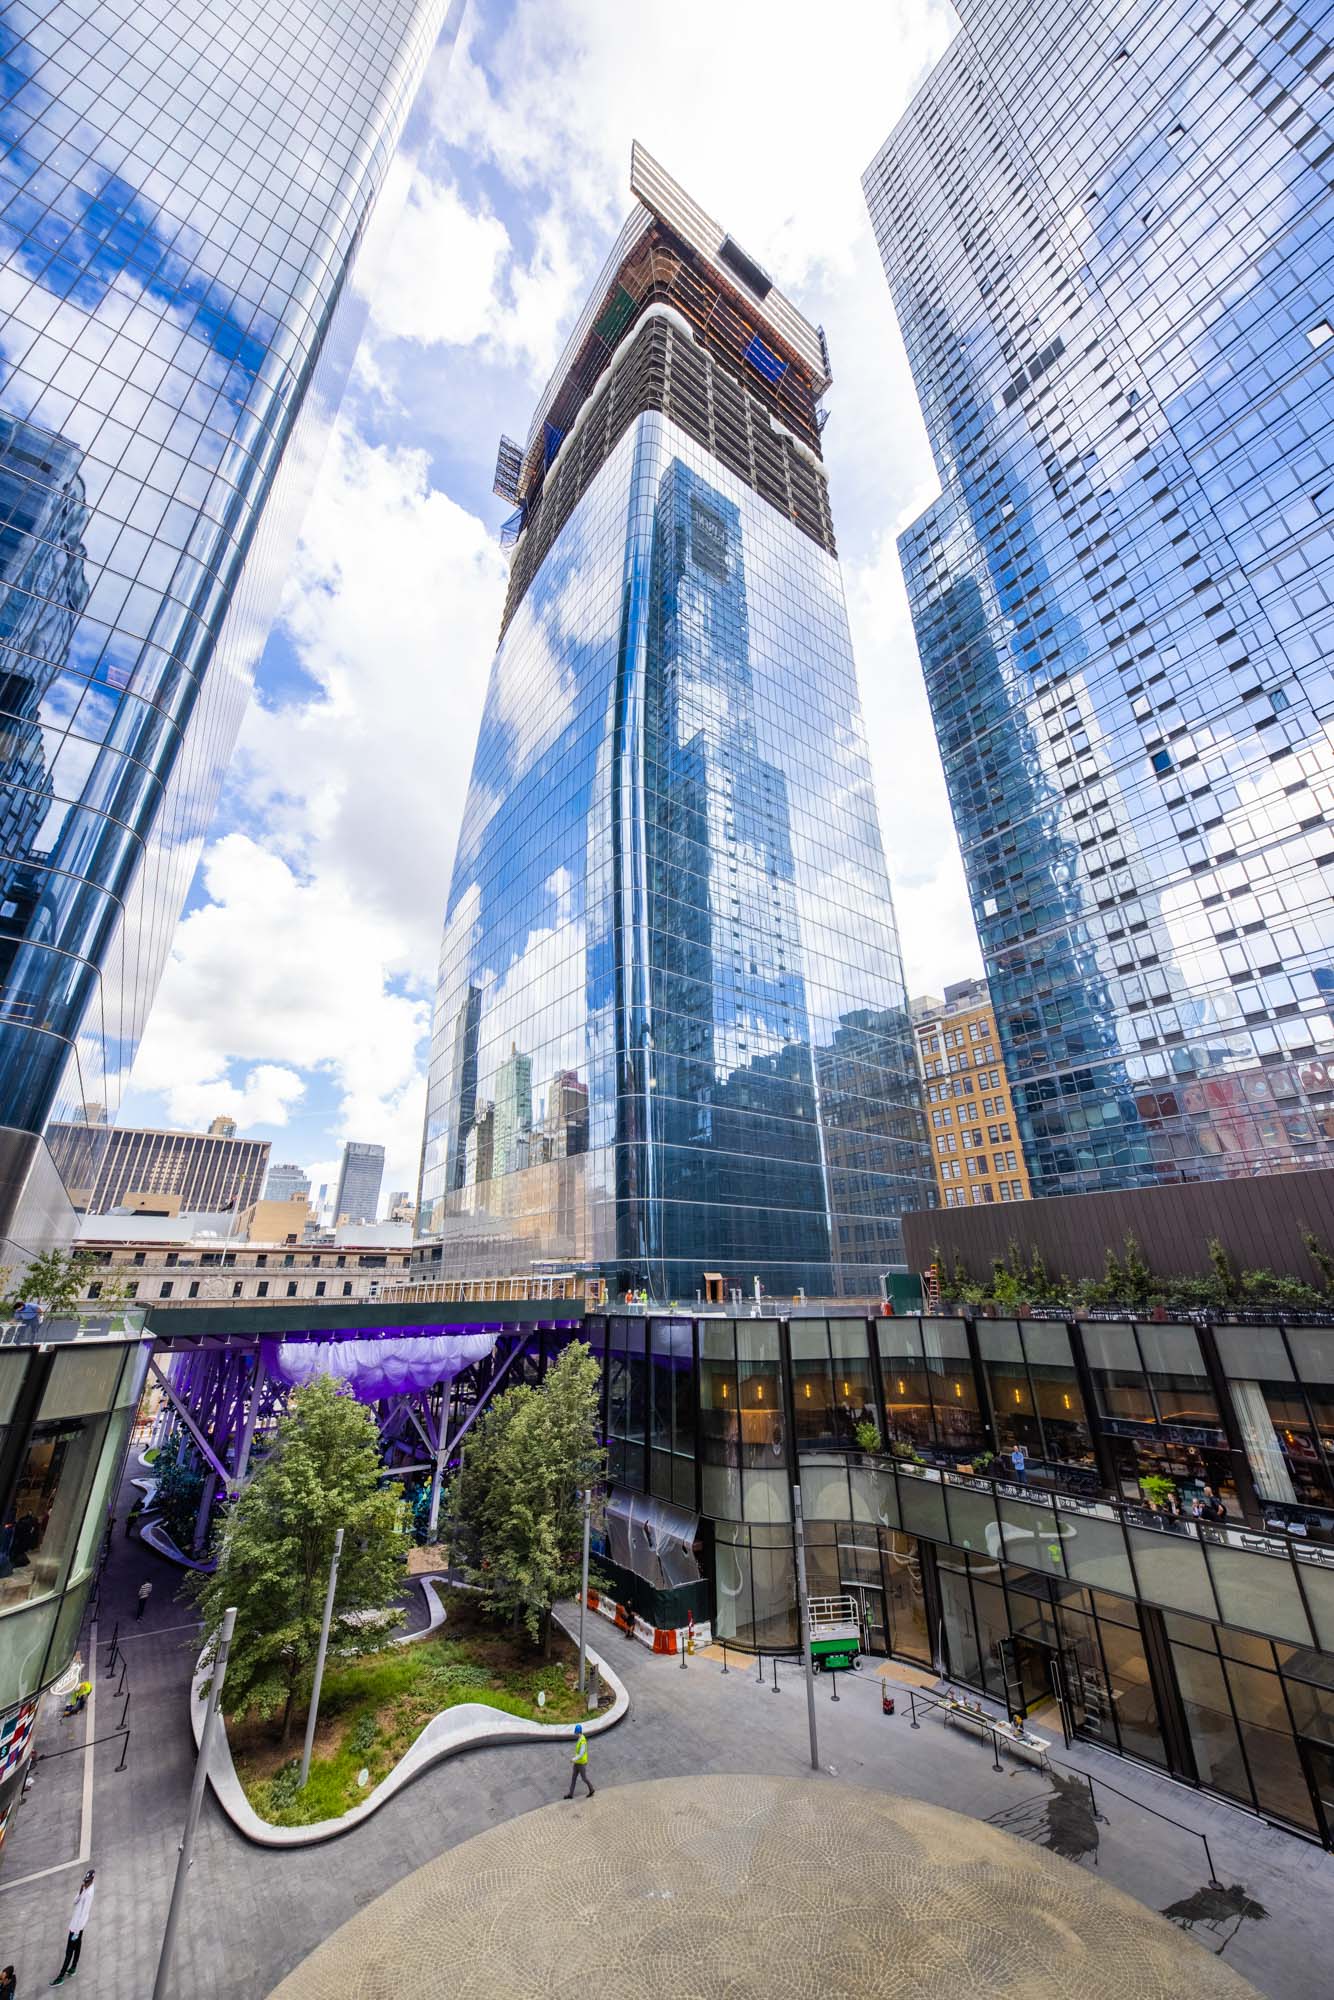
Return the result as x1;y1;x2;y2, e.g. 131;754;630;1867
51;1868;95;1984
135;1579;152;1621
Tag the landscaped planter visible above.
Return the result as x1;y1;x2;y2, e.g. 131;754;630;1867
191;1591;628;1848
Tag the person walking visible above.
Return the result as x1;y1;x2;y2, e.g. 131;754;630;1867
1;1962;16;1998
564;1723;594;1800
51;1868;95;1984
134;1580;151;1621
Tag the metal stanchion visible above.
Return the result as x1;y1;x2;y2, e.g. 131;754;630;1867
720;1640;728;1675
771;1654;780;1693
680;1630;687;1670
830;1670;839;1703
576;1489;592;1697
909;1690;920;1729
756;1650;764;1684
990;1727;1002;1774
791;1484;819;1772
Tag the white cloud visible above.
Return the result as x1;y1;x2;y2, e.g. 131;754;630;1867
127;834;431;1195
364;175;511;351
155;1064;307;1135
844;532;982;998
241;420;506;962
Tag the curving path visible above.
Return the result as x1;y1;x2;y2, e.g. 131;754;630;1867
268;1773;1262;1999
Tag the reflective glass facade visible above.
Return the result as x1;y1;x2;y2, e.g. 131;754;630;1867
589;1303;1334;1841
0;1322;147;1837
419;161;931;1301
865;0;1334;1194
0;0;453;1248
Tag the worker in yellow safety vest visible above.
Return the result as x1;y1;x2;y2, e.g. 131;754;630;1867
564;1721;595;1800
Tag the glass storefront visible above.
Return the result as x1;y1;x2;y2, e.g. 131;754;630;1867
601;1310;1334;1844
0;1336;146;1713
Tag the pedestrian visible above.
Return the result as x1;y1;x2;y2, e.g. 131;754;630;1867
135;1579;151;1621
1;1963;15;1999
51;1867;94;1984
1010;1443;1027;1485
564;1722;595;1800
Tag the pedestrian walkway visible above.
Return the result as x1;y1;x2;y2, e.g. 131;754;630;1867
0;1490;1323;1999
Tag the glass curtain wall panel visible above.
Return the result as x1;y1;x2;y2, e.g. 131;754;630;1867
0;0;457;1248
418;148;933;1299
865;0;1334;1195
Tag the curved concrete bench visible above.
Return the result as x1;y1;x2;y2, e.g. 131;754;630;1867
141;1514;214;1570
191;1595;627;1848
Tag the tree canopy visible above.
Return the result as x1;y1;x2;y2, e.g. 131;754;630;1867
192;1374;409;1739
444;1340;603;1650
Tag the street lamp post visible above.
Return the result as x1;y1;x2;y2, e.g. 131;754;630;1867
300;1526;343;1788
577;1488;592;1696
792;1483;820;1772
152;1605;236;2000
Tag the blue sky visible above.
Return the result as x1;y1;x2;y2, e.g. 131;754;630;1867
116;0;978;1212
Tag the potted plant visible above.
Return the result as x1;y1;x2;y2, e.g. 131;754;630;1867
854;1420;881;1455
972;1451;995;1477
1139;1473;1176;1511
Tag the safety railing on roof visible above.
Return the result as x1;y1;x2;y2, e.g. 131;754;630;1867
376;1274;588;1306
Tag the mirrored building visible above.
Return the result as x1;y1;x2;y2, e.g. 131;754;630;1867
418;145;932;1300
866;0;1334;1195
0;0;460;1257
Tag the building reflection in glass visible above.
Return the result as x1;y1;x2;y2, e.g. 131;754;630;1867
867;0;1334;1193
418;153;933;1298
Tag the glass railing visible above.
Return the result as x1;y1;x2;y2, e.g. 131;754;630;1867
0;1302;147;1347
799;1446;1334;1653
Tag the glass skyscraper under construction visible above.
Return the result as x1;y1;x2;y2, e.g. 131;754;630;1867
0;0;459;1254
418;145;931;1300
867;0;1334;1197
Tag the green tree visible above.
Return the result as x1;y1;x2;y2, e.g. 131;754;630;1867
445;1340;604;1653
1302;1229;1334;1294
1207;1235;1241;1306
154;1430;205;1552
191;1374;409;1742
11;1248;96;1317
1122;1234;1155;1308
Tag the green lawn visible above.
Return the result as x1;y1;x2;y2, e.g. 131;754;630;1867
230;1592;605;1827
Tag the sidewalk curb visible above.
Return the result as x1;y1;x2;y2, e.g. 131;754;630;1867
190;1586;628;1848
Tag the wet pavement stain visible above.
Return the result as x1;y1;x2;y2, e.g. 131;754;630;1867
1161;1883;1269;1957
985;1768;1103;1865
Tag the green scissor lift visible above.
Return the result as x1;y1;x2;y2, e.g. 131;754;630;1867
808;1593;861;1673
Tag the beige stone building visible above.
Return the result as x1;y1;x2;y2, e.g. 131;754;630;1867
910;980;1032;1212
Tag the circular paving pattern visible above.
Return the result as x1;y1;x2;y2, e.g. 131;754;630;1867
269;1774;1261;1999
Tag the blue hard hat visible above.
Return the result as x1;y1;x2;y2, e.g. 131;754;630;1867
573;1723;584;1735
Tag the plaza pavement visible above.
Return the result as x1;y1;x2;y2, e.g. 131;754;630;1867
0;1466;1326;1999
269;1774;1263;2000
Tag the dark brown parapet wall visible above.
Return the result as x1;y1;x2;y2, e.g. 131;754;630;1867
902;1164;1334;1285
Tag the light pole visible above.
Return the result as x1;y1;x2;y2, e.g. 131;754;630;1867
300;1526;343;1788
152;1605;236;2000
792;1484;820;1773
577;1488;592;1696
